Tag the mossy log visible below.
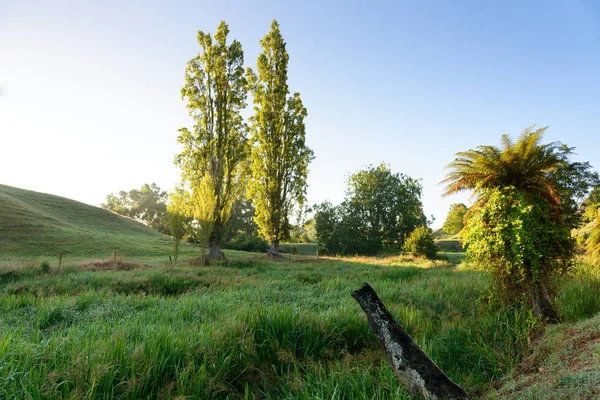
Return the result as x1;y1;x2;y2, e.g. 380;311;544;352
352;283;469;400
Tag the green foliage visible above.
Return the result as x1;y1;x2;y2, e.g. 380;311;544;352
190;174;217;263
175;21;248;256
582;186;600;222
443;203;468;235
442;126;598;231
101;183;169;233
403;226;438;259
279;243;318;256
314;201;378;256
346;163;426;246
40;261;50;274
586;209;600;266
314;164;425;256
222;198;259;243
225;235;269;253
444;127;597;320
166;188;189;263
289;207;317;243
246;20;314;254
463;188;573;301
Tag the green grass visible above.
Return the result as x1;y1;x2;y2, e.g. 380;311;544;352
280;243;319;256
1;254;599;399
492;312;600;399
2;185;600;399
0;184;203;264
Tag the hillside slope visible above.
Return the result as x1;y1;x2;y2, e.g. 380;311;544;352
492;312;600;399
0;184;194;261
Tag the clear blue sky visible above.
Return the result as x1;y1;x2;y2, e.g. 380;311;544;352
1;0;599;228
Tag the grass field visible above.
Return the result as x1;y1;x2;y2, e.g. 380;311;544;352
279;243;319;256
2;255;600;399
2;185;600;399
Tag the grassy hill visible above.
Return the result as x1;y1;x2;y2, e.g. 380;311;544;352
492;311;600;399
0;184;200;263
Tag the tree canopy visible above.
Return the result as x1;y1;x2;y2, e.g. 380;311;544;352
442;203;468;235
166;188;189;263
246;20;314;256
582;185;600;223
315;163;425;256
175;21;248;259
101;183;168;233
442;126;598;230
444;126;597;322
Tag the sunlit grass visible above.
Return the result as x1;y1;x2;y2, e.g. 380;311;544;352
1;253;598;399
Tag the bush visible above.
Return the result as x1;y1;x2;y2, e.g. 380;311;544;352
403;226;437;259
225;235;269;253
40;261;50;274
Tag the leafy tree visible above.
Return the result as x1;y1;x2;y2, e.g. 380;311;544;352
246;20;314;257
290;218;317;243
190;174;217;265
221;198;269;252
403;226;437;259
313;201;341;255
443;126;597;322
582;185;600;222
314;164;425;256
175;21;248;259
166;188;189;263
102;183;168;233
463;188;572;322
586;209;600;266
222;198;259;243
442;203;468;235
345;163;425;248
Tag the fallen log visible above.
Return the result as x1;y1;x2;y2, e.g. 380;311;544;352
352;283;469;400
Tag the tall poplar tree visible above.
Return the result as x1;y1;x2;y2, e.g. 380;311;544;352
175;21;248;259
247;20;314;256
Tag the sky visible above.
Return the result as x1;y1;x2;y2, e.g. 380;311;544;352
1;0;599;228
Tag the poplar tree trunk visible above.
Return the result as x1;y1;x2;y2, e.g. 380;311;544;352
268;240;281;258
208;230;225;260
208;241;225;260
352;283;469;400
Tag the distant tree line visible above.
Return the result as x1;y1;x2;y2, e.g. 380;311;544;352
102;183;169;234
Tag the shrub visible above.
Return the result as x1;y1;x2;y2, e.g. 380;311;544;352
403;226;437;259
40;261;50;274
225;235;269;253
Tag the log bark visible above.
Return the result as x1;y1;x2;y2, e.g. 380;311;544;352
352;283;469;400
